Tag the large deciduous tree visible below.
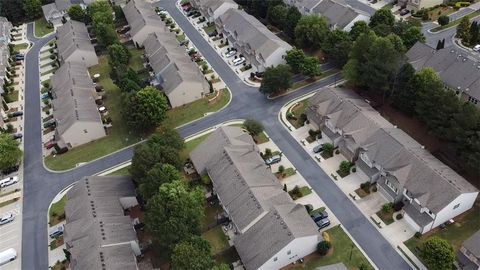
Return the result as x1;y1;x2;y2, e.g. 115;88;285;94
283;48;306;73
349;21;370;41
243;119;264;136
322;29;353;67
267;4;288;28
300;56;321;78
108;44;131;67
259;65;292;95
23;0;42;20
422;237;454;270
171;236;214;270
139;163;181;201
0;134;22;171
295;15;329;49
369;9;395;29
122;86;168;132
283;6;301;39
1;0;25;24
68;4;87;22
145;181;204;252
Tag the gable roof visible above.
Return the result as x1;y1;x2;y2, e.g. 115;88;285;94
406;42;480;101
143;31;208;97
50;62;103;135
463;230;480;258
65;176;138;270
122;0;162;40
190;126;319;270
56;20;97;63
312;0;369;30
0;17;12;44
216;8;292;61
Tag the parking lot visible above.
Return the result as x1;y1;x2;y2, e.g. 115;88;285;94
0;173;23;270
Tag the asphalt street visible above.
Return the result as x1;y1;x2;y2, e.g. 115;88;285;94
20;1;410;269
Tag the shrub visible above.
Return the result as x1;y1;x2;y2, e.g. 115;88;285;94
299;113;307;125
371;185;377;192
243;119;264;136
286;112;294;119
49;48;54;53
278;165;285;174
414;232;422;238
335;149;340;155
393;201;405;211
263;148;272;159
339;161;352;176
49;55;56;60
322;143;334;157
382;203;394;213
352;167;356;173
360;181;371;193
359;264;369;270
438;15;449;26
317;241;331;255
305;204;313;213
396;213;403;220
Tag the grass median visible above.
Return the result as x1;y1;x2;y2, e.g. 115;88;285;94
34;18;54;37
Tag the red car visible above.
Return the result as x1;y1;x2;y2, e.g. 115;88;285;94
45;141;56;149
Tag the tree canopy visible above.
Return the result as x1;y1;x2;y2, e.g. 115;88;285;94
243;119;264;136
122;86;168;132
171;236;214;270
139;163;181;201
259;65;292;95
422;237;454;270
369;9;395;29
145;181;204;252
267;4;288;28
283;6;301;39
23;0;42;20
295;14;329;48
283;48;306;73
68;4;87;22
0;134;22;171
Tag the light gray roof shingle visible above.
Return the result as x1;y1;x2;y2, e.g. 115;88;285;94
122;0;162;40
312;0;369;29
56;20;97;64
463;230;480;258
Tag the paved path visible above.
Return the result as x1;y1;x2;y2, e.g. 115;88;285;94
21;1;411;269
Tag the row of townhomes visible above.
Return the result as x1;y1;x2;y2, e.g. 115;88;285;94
42;0;94;26
458;230;480;270
407;42;480;108
190;0;238;22
64;176;141;270
283;0;371;31
0;17;12;129
50;20;105;148
50;61;105;148
123;0;209;107
306;87;479;234
190;126;320;270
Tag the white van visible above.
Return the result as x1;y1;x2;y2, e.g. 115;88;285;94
0;248;17;266
0;176;18;188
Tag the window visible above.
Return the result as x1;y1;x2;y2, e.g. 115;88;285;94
273;257;278;262
385;179;398;193
453;203;460;210
287;250;291;255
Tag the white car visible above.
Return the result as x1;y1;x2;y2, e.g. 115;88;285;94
0;213;14;225
473;44;480;52
233;57;246;66
0;176;18;189
224;49;236;58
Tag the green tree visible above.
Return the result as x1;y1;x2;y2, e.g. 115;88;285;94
343;31;377;87
87;0;111;17
267;4;288;28
243;119;264;136
139;163;181;201
283;48;306;73
118;78;141;93
130;129;184;180
369;9;395;29
322;29;353;67
457;16;471;43
295;15;329;49
95;22;119;47
1;0;25;24
259;65;292;95
469;21;479;45
411;68;447;126
401;26;425;49
283;6;301;39
300;56;321;78
145;181;204;251
349;21;370;40
386;33;406;53
422;237;454;270
391;63;416;113
339;161;351;175
108;44;131;67
0;134;22;171
171;236;214;270
438;15;449;26
122;86;168;132
23;0;42;20
68;4;87;22
322;143;334;157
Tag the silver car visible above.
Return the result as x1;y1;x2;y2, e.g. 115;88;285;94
0;213;14;225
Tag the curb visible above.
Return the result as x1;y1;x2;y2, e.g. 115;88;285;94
267;71;340;100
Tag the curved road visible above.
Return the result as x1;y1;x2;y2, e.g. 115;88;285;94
22;1;411;269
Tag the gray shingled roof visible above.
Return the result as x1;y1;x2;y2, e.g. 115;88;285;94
190;126;319;270
50;62;103;135
122;0;162;39
312;0;369;29
406;42;480;101
463;230;480;258
192;0;237;17
0;17;12;45
143;32;208;96
65;176;138;270
216;8;292;61
56;20;97;63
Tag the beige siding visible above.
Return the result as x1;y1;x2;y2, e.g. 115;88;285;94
167;80;206;108
66;50;99;68
61;121;106;148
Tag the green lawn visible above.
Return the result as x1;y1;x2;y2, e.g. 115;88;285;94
35;18;54;37
404;201;480;264
0;198;18;208
176;33;186;42
432;10;480;32
253;132;269;144
202;226;229;254
129;49;145;71
287;100;308;128
203;24;216;34
375;210;394;225
4;90;19;103
13;43;29;51
292;225;374;270
44;56;142;171
107;165;131;176
49;195;66;226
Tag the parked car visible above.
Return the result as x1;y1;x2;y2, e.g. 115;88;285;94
224;49;237;58
11;133;22;140
49;225;64;239
0;176;19;189
474;44;480;52
0;248;17;266
15;53;24;57
15;55;24;61
315;217;331;229
265;155;281;165
400;9;409;16
310;210;328;222
44;140;56;149
312;144;323;153
0;213;14;225
208;30;218;37
233;57;246;66
179;40;189;46
11;111;23;117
